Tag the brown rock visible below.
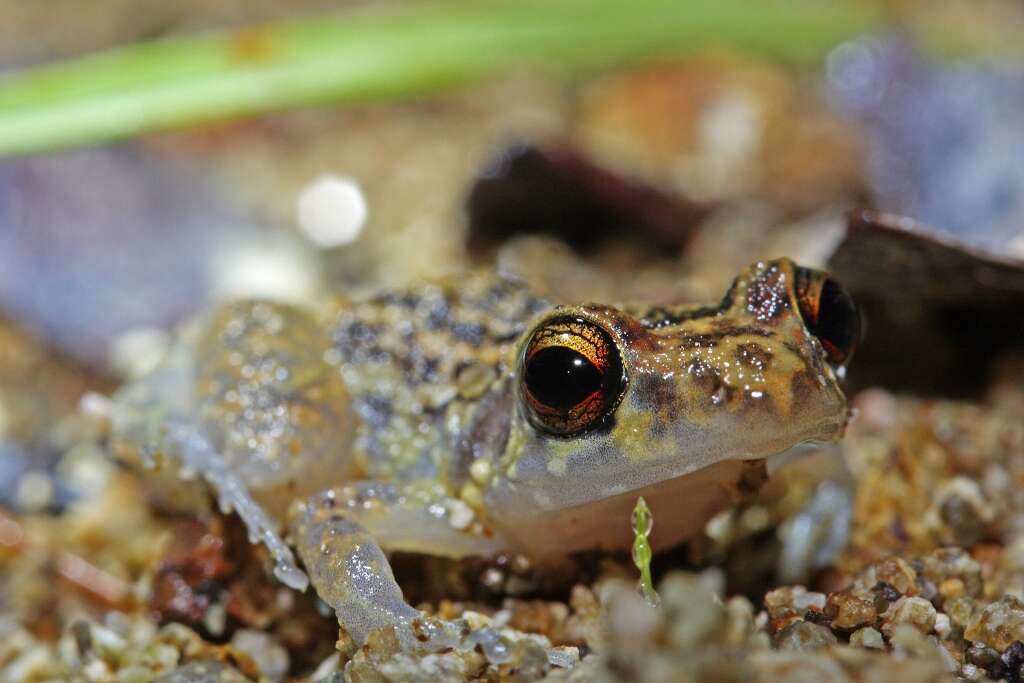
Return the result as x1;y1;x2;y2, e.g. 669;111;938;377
965;595;1024;652
827;591;877;630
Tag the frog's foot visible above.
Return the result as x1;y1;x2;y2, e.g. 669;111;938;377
162;417;309;591
289;485;465;650
291;483;577;669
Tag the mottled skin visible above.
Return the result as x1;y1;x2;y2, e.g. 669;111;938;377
112;259;851;649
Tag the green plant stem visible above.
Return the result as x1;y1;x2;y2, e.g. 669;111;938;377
0;0;885;157
632;496;659;606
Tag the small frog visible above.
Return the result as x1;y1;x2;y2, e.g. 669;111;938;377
111;258;858;650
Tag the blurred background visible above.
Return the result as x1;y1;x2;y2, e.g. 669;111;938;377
1;0;1021;378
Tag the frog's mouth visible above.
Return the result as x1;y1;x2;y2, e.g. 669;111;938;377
512;407;847;509
490;437;841;558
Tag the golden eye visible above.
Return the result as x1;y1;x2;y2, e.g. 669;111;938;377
520;316;625;436
794;267;860;367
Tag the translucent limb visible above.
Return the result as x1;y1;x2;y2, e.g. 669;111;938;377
163;417;308;591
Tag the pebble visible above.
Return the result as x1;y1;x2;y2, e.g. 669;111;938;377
446;499;475;530
849;627;885;650
109;327;170;379
827;590;876;630
772;621;838;652
229;630;289;682
14;470;54;512
965;594;1024;651
884;596;937;636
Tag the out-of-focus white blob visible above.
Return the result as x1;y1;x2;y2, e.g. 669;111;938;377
109;327;170;380
296;174;368;248
15;470;54;512
209;232;322;305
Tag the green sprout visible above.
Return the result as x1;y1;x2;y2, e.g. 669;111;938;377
631;496;659;606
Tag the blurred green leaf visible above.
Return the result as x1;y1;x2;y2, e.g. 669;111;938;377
0;0;888;157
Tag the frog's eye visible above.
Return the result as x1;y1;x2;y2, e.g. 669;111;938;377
794;268;860;367
520;316;626;436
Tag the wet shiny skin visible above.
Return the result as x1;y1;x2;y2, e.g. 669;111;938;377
112;258;852;648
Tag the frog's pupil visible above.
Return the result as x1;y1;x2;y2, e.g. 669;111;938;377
525;346;602;411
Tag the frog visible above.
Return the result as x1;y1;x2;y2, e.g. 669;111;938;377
110;257;859;652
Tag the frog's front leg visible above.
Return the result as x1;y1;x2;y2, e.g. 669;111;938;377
289;482;506;648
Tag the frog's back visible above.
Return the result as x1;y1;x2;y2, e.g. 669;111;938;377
326;271;550;481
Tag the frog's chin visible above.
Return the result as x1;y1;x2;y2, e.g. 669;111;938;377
487;438;840;559
491;457;769;559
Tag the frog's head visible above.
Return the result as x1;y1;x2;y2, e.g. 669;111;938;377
486;259;858;547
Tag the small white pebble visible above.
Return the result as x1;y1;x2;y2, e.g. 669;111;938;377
447;499;475;530
934;612;952;639
462;611;494;630
83;658;112;681
58;443;114;498
109;327;170;379
15;471;54;512
89;623;128;660
78;391;113;423
3;645;61;680
850;626;885;650
469;459;493;487
203;603;226;637
230;630;289;682
704;509;734;543
961;663;986;680
791;588;827;612
547;646;580;668
297;174;368;248
146;643;181;672
885;596;937;635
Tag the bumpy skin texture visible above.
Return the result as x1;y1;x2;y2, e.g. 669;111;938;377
112;259;851;649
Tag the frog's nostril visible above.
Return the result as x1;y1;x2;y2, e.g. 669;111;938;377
794;268;860;368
